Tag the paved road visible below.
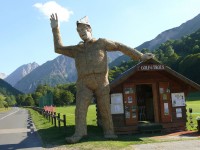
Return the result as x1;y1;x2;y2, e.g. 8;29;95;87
0;107;43;150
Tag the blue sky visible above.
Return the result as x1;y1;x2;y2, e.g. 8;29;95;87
1;0;200;75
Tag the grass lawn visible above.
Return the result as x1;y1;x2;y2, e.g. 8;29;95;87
0;107;11;112
28;105;160;149
55;105;97;126
28;98;200;149
186;99;200;131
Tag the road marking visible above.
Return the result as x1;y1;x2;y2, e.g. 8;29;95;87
0;128;31;134
0;108;20;120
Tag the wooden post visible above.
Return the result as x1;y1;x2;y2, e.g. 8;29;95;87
43;111;45;118
63;115;66;127
54;112;57;127
152;83;159;123
51;112;53;125
48;111;51;122
42;110;44;117
45;111;47;119
39;108;42;114
58;113;60;129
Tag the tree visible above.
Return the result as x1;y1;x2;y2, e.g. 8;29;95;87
0;95;5;108
61;90;75;105
178;53;200;84
165;46;174;57
53;88;62;106
67;83;77;96
25;96;35;106
35;84;52;95
4;95;16;106
32;92;43;106
154;49;165;61
16;94;26;106
192;45;200;53
166;53;179;67
141;48;151;54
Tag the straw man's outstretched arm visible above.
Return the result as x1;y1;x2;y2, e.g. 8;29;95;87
50;13;76;58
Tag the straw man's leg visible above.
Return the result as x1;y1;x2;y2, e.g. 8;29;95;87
96;84;118;139
66;82;93;143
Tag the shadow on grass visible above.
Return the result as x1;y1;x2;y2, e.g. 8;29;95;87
37;125;163;147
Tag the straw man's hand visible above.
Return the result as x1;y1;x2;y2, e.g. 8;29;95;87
50;13;58;29
141;53;155;61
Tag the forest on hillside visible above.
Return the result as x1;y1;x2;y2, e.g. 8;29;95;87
109;28;200;84
0;79;22;108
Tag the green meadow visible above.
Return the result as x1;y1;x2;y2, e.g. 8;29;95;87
28;97;200;149
186;92;200;130
29;105;157;149
0;107;11;112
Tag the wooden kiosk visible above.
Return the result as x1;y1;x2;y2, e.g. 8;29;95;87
109;59;200;134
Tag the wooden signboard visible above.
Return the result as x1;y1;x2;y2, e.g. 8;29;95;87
138;64;165;71
123;84;138;125
159;82;172;123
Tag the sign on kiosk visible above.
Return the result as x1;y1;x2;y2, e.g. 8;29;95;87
171;92;186;107
110;93;124;114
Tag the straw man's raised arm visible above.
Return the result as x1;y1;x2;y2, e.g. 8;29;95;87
50;13;76;58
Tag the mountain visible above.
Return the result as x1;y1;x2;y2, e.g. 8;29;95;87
137;13;200;50
110;13;200;67
5;62;39;86
13;52;122;93
14;55;76;93
0;73;7;79
0;79;22;96
107;51;123;63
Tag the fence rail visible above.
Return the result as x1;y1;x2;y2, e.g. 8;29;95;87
30;107;66;130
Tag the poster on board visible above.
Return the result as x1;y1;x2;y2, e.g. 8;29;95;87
124;87;135;94
111;104;124;114
128;96;133;103
171;93;185;107
164;103;169;115
111;93;123;104
111;93;124;114
176;108;182;118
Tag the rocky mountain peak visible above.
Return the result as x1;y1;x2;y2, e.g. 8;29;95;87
5;62;39;86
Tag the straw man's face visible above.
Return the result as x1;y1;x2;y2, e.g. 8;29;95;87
77;24;92;42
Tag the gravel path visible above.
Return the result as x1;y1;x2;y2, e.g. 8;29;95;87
133;139;200;150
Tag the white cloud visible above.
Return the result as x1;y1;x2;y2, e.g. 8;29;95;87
33;1;73;22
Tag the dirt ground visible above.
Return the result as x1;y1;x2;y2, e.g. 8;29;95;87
151;130;200;140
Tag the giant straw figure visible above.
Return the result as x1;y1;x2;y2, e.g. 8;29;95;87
50;14;154;143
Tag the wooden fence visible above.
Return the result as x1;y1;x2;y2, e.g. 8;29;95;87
31;107;66;130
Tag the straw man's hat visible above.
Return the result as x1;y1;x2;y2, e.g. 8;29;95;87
77;16;91;27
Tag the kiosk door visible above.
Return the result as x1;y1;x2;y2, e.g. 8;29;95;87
159;82;172;122
123;84;138;125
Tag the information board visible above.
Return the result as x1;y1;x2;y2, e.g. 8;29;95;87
110;93;124;114
171;93;185;107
